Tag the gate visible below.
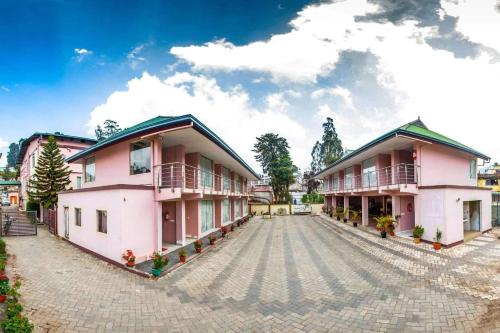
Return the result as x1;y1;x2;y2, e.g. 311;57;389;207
47;208;58;235
0;209;37;236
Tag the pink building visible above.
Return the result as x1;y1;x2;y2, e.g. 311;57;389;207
57;115;258;264
316;119;492;247
17;133;97;211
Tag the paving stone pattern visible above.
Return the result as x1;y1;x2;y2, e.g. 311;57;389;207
5;215;500;332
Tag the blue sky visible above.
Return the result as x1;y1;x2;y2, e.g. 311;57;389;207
1;0;499;170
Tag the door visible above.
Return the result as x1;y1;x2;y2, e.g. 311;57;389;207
162;202;177;244
63;207;69;238
398;196;415;231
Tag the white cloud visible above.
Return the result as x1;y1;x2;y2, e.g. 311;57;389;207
127;44;148;70
88;72;311;171
0;138;8;167
0;86;10;93
73;48;93;62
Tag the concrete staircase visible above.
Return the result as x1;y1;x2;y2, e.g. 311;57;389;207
0;208;37;236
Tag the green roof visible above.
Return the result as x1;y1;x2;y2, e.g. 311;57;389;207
0;180;20;186
66;115;260;179
315;118;490;177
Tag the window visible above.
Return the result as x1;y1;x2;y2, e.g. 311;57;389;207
31;154;36;170
130;141;151;175
234;199;241;218
333;173;339;190
243;198;248;215
345;167;353;190
362;158;377;187
75;208;81;226
76;176;82;189
85;157;96;182
200;156;213;188
223;199;230;223
469;159;476;179
201;200;213;233
97;210;107;234
223;167;230;190
486;179;499;186
235;175;241;192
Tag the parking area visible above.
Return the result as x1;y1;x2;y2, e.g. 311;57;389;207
5;215;500;332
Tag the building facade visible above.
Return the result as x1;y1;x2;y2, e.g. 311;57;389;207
477;163;500;226
57;115;258;264
316;119;491;247
17;133;97;210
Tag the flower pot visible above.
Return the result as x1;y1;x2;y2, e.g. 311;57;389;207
381;231;387;238
336;216;340;221
230;225;235;232
343;218;347;223
389;231;395;236
414;237;421;244
151;267;163;277
0;295;5;303
209;240;215;245
433;242;442;250
179;256;186;263
195;248;201;254
353;222;358;227
126;261;135;267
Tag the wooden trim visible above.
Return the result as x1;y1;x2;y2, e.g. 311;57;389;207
419;185;492;191
59;184;154;194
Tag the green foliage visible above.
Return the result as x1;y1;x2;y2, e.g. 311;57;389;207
0;283;10;295
302;170;321;193
178;249;187;258
253;133;298;204
26;201;39;214
310;117;344;173
413;225;425;238
95;119;122;141
151;252;168;270
374;215;395;231
27;136;71;208
301;192;324;204
6;142;21;169
6;301;22;319
0;259;5;271
350;210;360;221
0;239;6;255
193;240;202;250
1;315;34;333
434;228;442;243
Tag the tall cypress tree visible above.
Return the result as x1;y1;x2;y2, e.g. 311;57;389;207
28;136;71;208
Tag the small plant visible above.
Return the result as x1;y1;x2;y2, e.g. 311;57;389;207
178;249;187;263
277;207;287;215
230;224;235;232
433;228;443;250
0;239;7;259
335;207;344;221
413;225;425;243
194;240;202;253
209;235;217;245
350;210;360;227
343;208;349;222
6;301;22;319
0;259;6;273
122;249;136;267
374;215;395;238
7;280;20;301
0;283;10;302
1;315;34;333
151;252;168;270
220;226;228;237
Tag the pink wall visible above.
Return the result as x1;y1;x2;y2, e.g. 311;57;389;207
185;153;200;189
185;200;199;237
57;188;155;263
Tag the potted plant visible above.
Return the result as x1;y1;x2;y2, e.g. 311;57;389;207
413;225;424;243
1;314;34;333
220;226;228;237
150;251;169;276
433;228;442;250
230;224;235;232
178;249;187;263
122;249;136;267
350;210;360;227
335;207;343;221
209;235;216;245
194;240;202;253
374;215;394;239
0;259;6;276
0;283;10;303
343;208;349;223
0;239;7;260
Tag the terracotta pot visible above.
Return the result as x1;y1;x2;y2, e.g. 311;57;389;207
389;231;395;237
126;261;135;267
414;238;421;244
433;242;442;250
353;222;358;228
209;239;215;245
0;295;5;303
179;256;186;263
195;248;201;253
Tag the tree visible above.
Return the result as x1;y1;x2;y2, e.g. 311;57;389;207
28;136;71;208
302;170;321;194
0;167;17;181
310;117;343;172
95;119;122;141
6;141;21;168
253;133;298;203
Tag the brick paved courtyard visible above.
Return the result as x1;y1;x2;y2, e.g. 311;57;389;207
5;215;500;332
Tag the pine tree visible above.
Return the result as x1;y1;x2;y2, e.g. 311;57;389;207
28;136;71;208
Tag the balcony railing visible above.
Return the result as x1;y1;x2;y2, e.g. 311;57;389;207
322;163;419;193
153;162;249;194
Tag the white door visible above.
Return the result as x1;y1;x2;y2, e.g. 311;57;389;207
64;207;69;238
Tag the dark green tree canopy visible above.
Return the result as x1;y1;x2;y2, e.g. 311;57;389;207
310;117;343;173
28;136;71;208
253;133;298;203
6;141;21;168
95;119;122;141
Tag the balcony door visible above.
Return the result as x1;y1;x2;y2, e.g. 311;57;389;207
362;158;377;188
200;156;213;188
201;200;214;233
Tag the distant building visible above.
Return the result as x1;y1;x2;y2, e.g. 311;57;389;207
478;163;500;226
250;177;274;203
0;180;21;206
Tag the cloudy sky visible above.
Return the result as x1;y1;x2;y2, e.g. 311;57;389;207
1;0;499;172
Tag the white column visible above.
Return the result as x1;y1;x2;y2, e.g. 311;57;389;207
176;200;186;246
155;202;162;251
344;196;349;219
362;196;369;226
392;195;401;231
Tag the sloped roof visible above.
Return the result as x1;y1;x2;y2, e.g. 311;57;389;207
66;115;260;178
0;180;21;186
314;118;490;177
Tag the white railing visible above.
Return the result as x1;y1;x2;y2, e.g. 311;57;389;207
321;163;419;193
153;162;249;194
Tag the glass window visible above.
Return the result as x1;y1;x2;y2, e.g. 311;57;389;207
223;167;230;190
201;200;213;233
243;198;248;215
200;156;213;188
362;158;377;187
76;176;82;189
130;141;151;175
97;210;107;234
234;199;241;218
223;199;230;223
469;159;476;179
85;157;96;183
75;208;81;226
345;167;353;190
235;175;241;192
333;173;339;190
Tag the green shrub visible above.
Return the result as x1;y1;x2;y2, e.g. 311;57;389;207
0;259;5;271
6;301;22;319
0;239;6;255
1;315;34;333
413;225;424;238
0;283;10;296
26;201;39;214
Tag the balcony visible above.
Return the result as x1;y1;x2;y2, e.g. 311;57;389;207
153;162;249;201
321;163;420;195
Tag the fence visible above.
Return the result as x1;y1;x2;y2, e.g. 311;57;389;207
0;209;37;236
249;203;324;216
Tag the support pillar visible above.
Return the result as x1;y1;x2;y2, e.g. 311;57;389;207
332;196;337;211
344;196;349;219
392;195;401;231
362;196;369;226
176;200;186;246
155;202;162;251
